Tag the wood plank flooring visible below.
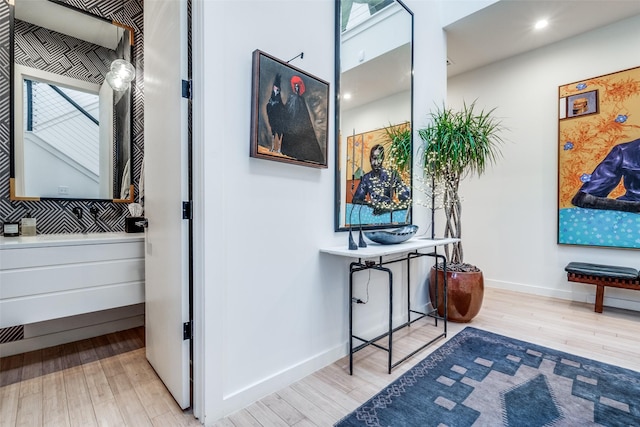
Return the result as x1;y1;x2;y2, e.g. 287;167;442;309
0;327;200;427
2;287;640;426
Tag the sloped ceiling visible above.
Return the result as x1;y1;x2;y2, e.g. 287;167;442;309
446;0;640;77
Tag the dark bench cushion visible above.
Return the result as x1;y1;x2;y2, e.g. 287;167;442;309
565;262;639;280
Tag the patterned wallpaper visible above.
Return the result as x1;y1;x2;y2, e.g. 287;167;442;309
0;0;144;234
14;20;117;84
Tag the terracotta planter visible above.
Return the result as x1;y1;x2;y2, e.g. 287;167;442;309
429;266;484;323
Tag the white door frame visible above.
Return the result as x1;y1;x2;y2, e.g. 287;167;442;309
190;0;205;420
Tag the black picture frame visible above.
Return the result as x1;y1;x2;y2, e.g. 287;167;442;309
250;50;329;168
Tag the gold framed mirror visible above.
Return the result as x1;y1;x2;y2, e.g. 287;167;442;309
10;0;134;202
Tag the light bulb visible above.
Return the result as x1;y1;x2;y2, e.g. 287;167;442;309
106;59;136;91
106;71;129;91
111;59;136;81
534;19;548;30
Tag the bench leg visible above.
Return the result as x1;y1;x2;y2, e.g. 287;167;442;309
595;285;604;313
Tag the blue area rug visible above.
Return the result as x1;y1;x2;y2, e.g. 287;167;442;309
335;327;640;426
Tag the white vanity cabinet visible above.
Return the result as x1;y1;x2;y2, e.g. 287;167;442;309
0;233;145;355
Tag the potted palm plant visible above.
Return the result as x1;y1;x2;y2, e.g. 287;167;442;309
417;101;505;322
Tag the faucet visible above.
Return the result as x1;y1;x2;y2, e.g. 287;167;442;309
88;206;108;232
72;207;82;220
90;206;99;221
72;207;87;233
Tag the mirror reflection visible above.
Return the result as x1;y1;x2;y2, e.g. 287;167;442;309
11;0;134;201
335;0;414;231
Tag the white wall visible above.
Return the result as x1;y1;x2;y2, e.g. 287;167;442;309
343;90;411;136
341;2;411;73
24;136;99;199
194;0;446;423
447;14;640;310
440;0;498;27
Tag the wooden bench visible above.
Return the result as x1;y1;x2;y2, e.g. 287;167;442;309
565;262;640;313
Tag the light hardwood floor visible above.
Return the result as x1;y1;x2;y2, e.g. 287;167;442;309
0;327;200;427
213;287;640;427
2;288;640;426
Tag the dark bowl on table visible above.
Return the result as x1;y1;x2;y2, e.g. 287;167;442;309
364;225;418;245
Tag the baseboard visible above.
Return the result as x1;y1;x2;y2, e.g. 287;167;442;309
217;342;347;419
485;279;640;312
485;279;575;300
207;300;432;423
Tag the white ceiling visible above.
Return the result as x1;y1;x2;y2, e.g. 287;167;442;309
446;0;640;77
342;0;640;112
341;43;412;110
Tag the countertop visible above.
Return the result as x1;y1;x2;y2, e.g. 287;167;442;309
0;232;144;249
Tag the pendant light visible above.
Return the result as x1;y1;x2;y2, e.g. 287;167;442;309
106;59;136;91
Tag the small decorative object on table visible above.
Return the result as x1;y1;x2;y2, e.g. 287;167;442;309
364;225;418;245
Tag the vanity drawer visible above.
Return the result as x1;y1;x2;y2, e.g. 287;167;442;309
0;236;145;328
0;241;143;269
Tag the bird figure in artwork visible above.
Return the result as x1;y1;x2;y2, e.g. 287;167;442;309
266;73;286;153
280;75;325;164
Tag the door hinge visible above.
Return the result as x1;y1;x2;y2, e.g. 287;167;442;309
181;79;192;99
182;201;192;220
183;321;192;340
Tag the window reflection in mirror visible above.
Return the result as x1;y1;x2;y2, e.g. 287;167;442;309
335;0;414;231
11;0;134;202
14;66;110;199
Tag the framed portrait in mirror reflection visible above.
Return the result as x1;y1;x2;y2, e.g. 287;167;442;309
340;124;412;231
250;50;329;168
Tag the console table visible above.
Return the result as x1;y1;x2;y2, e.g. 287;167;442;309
320;237;458;374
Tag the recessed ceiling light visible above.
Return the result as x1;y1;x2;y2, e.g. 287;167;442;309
534;19;548;30
343;93;352;100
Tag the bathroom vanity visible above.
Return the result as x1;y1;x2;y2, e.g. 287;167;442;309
0;232;144;355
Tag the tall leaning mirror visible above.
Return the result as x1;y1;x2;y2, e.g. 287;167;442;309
10;0;134;202
334;0;414;231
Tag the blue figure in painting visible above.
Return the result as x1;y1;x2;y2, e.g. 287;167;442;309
572;138;640;213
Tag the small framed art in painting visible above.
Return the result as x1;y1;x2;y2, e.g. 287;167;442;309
565;90;598;119
250;50;329;168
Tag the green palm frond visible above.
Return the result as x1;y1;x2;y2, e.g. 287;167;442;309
418;101;504;183
384;122;412;175
417;100;506;264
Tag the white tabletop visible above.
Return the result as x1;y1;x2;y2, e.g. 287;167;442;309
320;237;459;259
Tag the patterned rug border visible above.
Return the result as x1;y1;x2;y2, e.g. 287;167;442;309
335;326;640;426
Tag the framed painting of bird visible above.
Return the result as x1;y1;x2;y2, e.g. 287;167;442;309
250;49;330;168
